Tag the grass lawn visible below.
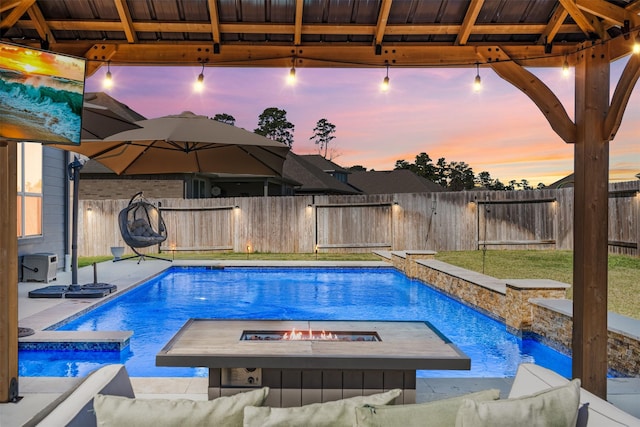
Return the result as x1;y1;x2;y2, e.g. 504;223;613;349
78;252;380;268
79;250;638;319
434;250;639;320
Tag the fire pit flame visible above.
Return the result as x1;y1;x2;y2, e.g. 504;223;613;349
241;329;380;342
283;328;339;341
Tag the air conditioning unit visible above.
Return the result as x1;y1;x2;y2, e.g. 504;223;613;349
22;253;58;283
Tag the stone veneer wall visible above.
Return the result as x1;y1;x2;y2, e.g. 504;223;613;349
413;263;506;321
504;282;569;332
391;251;437;279
609;331;640;376
529;304;573;353
380;251;640;377
530;303;639;377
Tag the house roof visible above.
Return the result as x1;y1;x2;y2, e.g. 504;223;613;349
547;173;575;189
348;169;447;194
84;92;147;122
299;155;351;175
282;153;360;195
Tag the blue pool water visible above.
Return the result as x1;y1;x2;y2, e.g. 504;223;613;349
19;267;572;378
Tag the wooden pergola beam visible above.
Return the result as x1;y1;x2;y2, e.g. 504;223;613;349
374;0;393;46
455;0;484;46
0;142;18;403
0;0;34;30
560;0;600;37
604;52;640;140
207;0;221;44
577;0;628;26
626;0;640;15
486;40;613;399
26;3;55;44
84;44;118;77
480;50;577;143
293;0;304;46
53;42;578;69
113;0;138;43
12;19;582;38
0;1;22;14
538;5;569;45
572;41;611;399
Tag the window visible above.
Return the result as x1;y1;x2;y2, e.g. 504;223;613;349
192;178;206;199
17;142;43;238
331;172;348;183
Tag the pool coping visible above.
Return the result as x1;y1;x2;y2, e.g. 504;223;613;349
11;258;640;427
18;331;132;351
18;260;393;350
20;258;638;374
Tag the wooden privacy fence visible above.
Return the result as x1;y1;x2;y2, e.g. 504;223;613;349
78;181;639;257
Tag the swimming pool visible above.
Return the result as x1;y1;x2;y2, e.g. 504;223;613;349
19;267;571;378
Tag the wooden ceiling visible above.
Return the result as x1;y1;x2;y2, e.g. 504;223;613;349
2;0;640;75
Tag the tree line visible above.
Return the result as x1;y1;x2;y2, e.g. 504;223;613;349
213;107;336;158
213;109;544;191
393;152;545;191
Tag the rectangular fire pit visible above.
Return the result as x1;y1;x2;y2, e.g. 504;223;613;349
157;319;470;406
240;329;381;341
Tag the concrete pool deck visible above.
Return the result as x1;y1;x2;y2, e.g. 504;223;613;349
3;259;640;426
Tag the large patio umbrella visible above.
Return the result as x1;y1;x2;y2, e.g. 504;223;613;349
47;103;144;285
65;111;290;176
51;111;289;285
81;102;142;140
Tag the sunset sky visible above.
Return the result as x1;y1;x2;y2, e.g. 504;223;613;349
0;42;85;81
85;57;639;187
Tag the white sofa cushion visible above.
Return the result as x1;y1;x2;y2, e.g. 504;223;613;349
243;388;402;427
354;389;500;426
94;387;269;427
455;379;580;427
509;363;640;427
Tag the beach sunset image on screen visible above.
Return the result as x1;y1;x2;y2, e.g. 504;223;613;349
0;42;86;144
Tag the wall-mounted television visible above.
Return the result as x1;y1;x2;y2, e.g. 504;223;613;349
0;41;86;145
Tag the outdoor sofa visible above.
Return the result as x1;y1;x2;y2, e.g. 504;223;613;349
25;363;640;426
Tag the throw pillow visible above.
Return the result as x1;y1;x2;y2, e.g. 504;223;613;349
355;388;500;426
94;386;269;427
243;388;402;427
455;379;581;427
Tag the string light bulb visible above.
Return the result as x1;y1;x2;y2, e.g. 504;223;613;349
102;61;113;89
193;63;205;92
633;32;640;54
562;56;570;77
287;58;296;85
473;63;482;92
381;64;390;91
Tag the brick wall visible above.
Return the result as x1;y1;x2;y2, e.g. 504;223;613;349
79;179;183;200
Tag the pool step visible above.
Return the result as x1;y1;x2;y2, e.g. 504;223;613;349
18;330;132;351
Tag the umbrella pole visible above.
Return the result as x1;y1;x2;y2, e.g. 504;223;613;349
68;157;83;285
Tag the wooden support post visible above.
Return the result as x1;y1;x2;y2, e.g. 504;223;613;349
572;42;610;399
0;141;19;402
